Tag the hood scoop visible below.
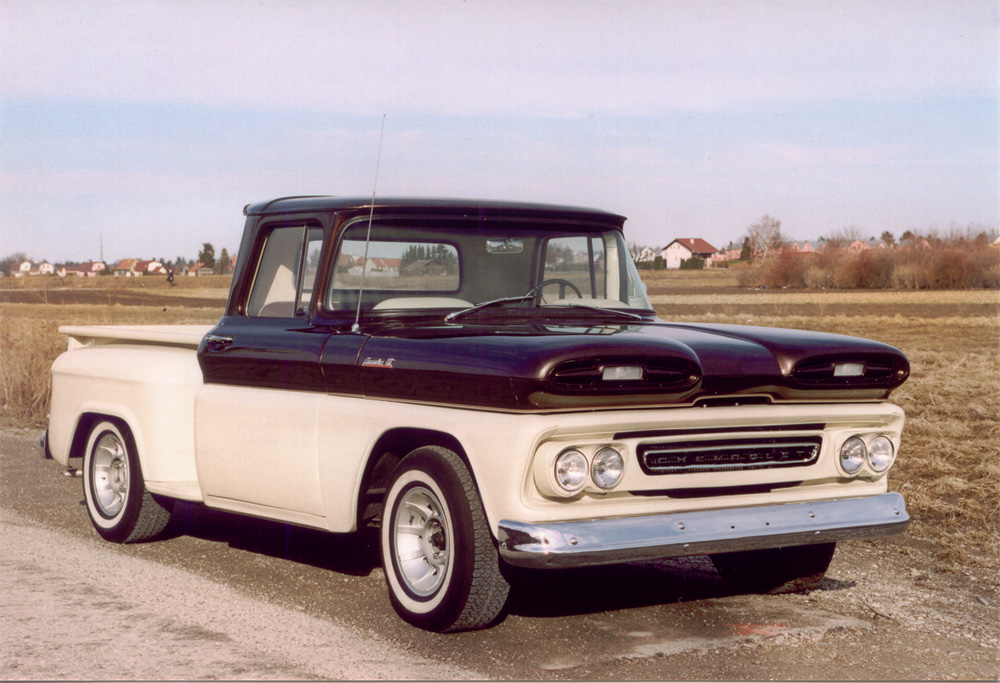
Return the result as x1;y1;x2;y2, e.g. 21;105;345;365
792;354;909;389
550;358;700;393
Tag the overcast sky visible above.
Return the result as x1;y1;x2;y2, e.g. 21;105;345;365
1;0;997;263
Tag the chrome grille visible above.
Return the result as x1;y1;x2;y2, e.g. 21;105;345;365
638;436;822;475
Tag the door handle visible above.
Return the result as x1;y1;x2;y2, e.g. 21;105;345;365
203;334;234;351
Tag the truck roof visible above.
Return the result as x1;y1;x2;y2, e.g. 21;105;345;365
243;196;627;226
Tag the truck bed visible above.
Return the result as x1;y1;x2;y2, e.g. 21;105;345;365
60;324;215;349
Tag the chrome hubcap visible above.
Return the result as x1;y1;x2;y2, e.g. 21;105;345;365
92;433;128;517
393;486;449;597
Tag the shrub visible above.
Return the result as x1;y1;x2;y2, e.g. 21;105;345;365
931;250;973;288
740;238;997;290
679;257;704;270
836;249;894;289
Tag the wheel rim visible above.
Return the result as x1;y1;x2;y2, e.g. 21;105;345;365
91;432;129;517
392;485;450;597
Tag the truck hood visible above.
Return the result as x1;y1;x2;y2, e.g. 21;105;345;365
349;318;909;410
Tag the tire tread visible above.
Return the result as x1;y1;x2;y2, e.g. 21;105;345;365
427;446;509;632
123;488;173;543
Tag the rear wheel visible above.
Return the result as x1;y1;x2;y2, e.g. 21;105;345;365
711;543;836;594
82;420;173;543
380;446;509;632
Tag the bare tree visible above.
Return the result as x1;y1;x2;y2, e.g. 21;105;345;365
746;215;785;261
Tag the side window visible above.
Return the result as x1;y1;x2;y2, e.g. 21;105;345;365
543;235;607;298
246;226;324;317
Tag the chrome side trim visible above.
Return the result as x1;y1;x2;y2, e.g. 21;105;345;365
498;492;909;569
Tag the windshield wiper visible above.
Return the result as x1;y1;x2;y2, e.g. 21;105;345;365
543;303;645;321
445;294;536;322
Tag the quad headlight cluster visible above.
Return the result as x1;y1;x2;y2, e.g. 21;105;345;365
554;446;625;494
839;435;896;477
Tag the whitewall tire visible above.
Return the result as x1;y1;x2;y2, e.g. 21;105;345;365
380;446;509;632
82;419;173;543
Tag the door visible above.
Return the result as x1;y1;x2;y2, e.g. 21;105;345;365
196;223;331;521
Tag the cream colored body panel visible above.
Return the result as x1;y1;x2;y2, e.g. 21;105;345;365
48;325;906;538
49;339;205;501
195;385;326;518
61;324;214;350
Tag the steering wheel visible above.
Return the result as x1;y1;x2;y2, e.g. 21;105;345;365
528;278;583;304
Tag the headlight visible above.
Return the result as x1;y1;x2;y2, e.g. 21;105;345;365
867;436;895;473
591;447;624;490
840;436;866;474
554;449;588;492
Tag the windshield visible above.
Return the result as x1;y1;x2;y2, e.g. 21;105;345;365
324;221;651;316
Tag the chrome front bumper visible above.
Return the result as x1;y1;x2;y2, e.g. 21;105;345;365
498;492;909;569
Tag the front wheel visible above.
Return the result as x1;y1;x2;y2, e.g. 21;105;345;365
380;446;510;632
711;542;836;594
82;419;173;543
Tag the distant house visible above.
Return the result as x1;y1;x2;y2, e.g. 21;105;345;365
899;237;932;250
709;249;742;266
114;259;139;277
662;238;718;269
400;259;446;277
57;261;106;277
635;246;658;264
376;257;401;273
370;257;402;276
37;261;55;275
57;264;87;277
188;262;214;276
134;260;164;275
785;240;823;254
993;235;1000;247
14;261;33;277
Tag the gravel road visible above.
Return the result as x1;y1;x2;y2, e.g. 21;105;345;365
2;428;997;680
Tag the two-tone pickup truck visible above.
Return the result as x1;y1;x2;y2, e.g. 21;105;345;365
44;196;911;631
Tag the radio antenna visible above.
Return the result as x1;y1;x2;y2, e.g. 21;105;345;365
352;114;386;334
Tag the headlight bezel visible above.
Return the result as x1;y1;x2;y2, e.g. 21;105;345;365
591;447;625;490
867;435;895;473
553;449;588;493
839;436;867;475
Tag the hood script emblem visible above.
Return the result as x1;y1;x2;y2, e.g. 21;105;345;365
362;357;395;369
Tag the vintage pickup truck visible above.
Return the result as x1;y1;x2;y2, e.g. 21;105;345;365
44;196;911;631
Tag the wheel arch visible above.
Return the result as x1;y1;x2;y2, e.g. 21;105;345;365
70;411;136;460
356;427;474;529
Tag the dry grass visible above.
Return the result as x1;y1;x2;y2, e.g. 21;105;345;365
648;270;999;568
649;290;999;306
1;272;997;568
0;297;224;428
1;274;232;291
